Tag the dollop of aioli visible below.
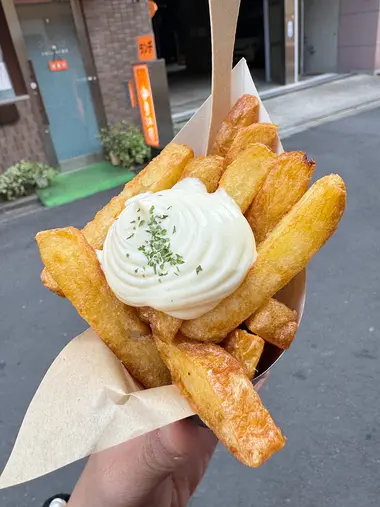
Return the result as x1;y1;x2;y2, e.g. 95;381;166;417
99;178;257;320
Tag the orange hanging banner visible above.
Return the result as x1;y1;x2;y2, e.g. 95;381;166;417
148;0;158;18
133;64;159;147
137;34;156;62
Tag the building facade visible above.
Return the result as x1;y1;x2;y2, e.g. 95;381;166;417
1;0;380;174
0;0;155;173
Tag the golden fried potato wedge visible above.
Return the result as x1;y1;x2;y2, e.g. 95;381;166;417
156;335;285;467
227;94;260;128
210;94;259;157
180;155;225;192
219;144;277;214
222;329;264;379
246;299;298;350
82;143;193;249
246;152;316;244
36;227;171;388
225;123;278;165
136;306;153;324
40;143;193;295
181;174;346;341
41;268;64;297
148;310;182;343
210;122;239;157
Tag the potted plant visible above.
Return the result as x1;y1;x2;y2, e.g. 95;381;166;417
99;121;151;169
0;161;57;201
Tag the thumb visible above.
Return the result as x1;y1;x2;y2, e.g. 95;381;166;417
70;420;211;507
132;419;203;485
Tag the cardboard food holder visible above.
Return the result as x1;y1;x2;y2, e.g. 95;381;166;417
0;59;306;489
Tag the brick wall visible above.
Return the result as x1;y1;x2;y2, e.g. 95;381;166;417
81;0;153;126
338;0;380;72
0;99;47;173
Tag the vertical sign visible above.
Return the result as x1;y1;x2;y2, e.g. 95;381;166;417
133;64;159;147
137;34;156;62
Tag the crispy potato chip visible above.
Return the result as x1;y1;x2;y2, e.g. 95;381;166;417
156;335;285;467
225;123;278;166
246;299;298;350
36;227;171;388
181;175;346;341
222;329;265;379
210;94;259;157
40;143;193;296
219;143;277;213
180;155;225;192
246;151;316;244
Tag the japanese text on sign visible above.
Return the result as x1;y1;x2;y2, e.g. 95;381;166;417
137;34;156;62
133;64;159;147
49;59;68;72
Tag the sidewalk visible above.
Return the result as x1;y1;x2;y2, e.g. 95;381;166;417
172;73;380;136
266;74;380;138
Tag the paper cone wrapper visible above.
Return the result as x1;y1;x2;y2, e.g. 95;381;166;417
0;59;306;490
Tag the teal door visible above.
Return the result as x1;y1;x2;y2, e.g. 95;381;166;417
17;1;102;165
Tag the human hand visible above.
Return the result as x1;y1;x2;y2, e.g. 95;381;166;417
68;375;268;507
68;419;217;507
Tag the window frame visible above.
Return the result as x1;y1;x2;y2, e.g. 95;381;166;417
0;0;29;106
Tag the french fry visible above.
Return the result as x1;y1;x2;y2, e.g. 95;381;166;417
246;299;298;350
136;306;153;324
227;94;260;128
148;310;183;343
209;122;238;157
219;144;277;214
36;227;171;389
246;152;316;244
41;268;64;298
222;329;264;379
156;335;285;467
225;123;278;165
40;143;194;296
210;94;259;156
180;155;225;192
181;175;346;342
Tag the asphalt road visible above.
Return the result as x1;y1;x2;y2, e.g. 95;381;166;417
1;108;380;507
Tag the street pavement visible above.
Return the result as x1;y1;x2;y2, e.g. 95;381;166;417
1;108;380;507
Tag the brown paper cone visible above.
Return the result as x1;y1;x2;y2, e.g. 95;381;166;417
0;60;306;489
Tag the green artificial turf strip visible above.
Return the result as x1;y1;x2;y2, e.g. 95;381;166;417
37;161;135;208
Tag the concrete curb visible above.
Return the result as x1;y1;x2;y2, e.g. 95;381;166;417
279;97;380;139
172;73;352;124
0;194;41;214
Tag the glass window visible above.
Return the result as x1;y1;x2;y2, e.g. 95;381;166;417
0;46;15;101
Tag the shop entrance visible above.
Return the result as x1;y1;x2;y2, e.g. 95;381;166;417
16;0;103;169
152;0;290;116
300;0;339;75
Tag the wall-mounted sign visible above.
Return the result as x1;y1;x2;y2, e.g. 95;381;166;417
49;59;68;72
148;1;158;18
137;34;156;62
133;64;159;147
